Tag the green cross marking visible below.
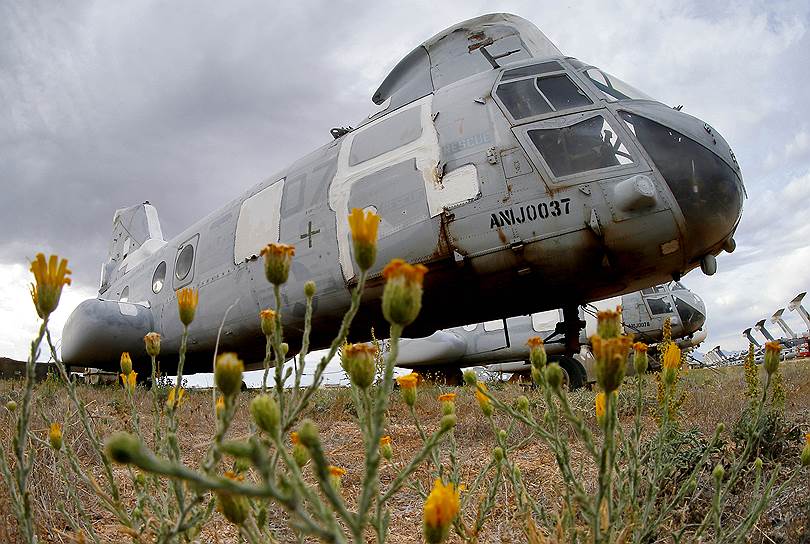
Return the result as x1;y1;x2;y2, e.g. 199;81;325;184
299;221;321;248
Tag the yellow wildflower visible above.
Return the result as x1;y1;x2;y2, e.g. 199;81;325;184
596;307;622;338
527;336;547;368
348;207;381;271
437;393;456;403
423;478;460;544
475;381;493;417
166;387;185;409
397;372;419;406
177;288;199;326
120;371;137;393
216;471;249;524
662;343;681;385
29;253;72;317
49;422;63;450
328;466;346;477
290;431;300;445
216;396;225;417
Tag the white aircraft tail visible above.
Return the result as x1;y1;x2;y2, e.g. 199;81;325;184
99;202;164;294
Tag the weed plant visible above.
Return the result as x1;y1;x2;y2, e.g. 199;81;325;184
2;214;809;543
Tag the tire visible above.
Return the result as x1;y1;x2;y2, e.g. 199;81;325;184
555;356;586;390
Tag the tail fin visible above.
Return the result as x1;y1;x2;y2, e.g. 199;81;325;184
99;202;164;294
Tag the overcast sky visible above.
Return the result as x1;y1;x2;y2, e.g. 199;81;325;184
2;0;809;370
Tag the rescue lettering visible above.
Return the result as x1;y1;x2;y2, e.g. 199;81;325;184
489;198;571;228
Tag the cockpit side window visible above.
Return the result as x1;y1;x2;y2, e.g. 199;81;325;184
583;68;653;102
647;296;673;315
527;115;633;178
496;70;592;122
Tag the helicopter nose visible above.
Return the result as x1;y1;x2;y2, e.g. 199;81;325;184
618;109;744;266
673;294;706;335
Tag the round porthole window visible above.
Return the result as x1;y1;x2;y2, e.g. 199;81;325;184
175;245;194;280
152;261;166;293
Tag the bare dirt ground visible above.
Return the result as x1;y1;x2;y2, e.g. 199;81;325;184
1;360;808;543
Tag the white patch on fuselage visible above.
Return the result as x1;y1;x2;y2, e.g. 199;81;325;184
329;95;440;280
233;178;285;264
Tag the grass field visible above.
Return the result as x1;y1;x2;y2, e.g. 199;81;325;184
1;360;808;543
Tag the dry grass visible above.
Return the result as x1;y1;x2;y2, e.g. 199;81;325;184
1;360;808;543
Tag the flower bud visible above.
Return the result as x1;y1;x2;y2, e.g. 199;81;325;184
120;352;133;375
5;400;17;412
290;432;309;467
438;393;456;415
633;342;648;375
712;463;725;483
215;353;244;397
498;429;507;442
341;343;378;389
134;472;147;487
250;394;280;435
396;373;419;406
381;259;428;326
686;477;697;494
216;396;225;417
49;422;63;450
475;382;493;417
596;307;622;338
328;466;346;492
440;414;457;432
545;363;564;390
754;457;763;471
591;335;633;392
259;309;276;337
260;243;295;285
304;280;316;298
298;420;319;449
143;332;161;357
492;447;504;462
764;341;781;376
348;208;381;271
216;471;250;525
516;395;529;414
280;343;289;358
105;431;145;465
527;337;546;368
662;343;681;385
463;370;477;386
379;436;393;460
176;287;199;326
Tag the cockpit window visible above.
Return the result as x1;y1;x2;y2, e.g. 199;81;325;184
501;61;563;81
497;73;592;121
528;115;633;178
584;68;653;102
647;296;673;315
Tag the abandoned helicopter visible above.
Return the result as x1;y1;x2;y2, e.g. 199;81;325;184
62;13;744;374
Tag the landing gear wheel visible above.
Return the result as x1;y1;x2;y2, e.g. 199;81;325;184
556;356;586;390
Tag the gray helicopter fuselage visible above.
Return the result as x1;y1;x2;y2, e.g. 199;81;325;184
62;14;743;373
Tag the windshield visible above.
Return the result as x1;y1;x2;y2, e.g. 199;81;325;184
583;67;654;102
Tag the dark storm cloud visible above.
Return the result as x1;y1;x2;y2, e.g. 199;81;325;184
0;1;400;285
